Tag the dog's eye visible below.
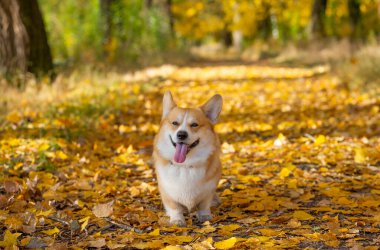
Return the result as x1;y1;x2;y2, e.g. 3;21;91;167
190;123;199;128
172;121;179;126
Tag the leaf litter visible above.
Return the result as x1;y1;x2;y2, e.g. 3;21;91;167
0;65;380;249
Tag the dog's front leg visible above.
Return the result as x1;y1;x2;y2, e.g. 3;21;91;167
162;196;186;226
196;194;213;223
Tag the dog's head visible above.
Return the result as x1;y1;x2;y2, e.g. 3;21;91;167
157;91;222;164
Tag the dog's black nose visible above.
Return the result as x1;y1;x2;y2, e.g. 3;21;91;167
177;130;188;140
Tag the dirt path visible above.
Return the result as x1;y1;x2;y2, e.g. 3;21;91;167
0;65;379;249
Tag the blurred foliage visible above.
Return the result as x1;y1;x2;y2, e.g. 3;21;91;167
39;0;173;65
38;0;380;65
173;0;380;41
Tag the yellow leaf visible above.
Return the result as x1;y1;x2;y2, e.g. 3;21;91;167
36;209;53;217
161;246;183;250
287;179;297;189
293;211;315;221
56;150;68;160
6;111;22;124
163;235;193;245
149;228;160;236
0;230;21;247
214;237;237;249
194;225;216;234
38;142;50;151
218;224;241;234
371;189;380;195
79;216;90;232
335;197;352;205
279;168;290;179
287;218;301;228
245;202;265;211
41;227;60;235
126;145;134;154
20;237;31;247
354;148;366;163
130;186;140;197
221;189;234;196
314;135;326;146
132;240;164;249
274;133;287;147
256;236;270;242
257;228;281;236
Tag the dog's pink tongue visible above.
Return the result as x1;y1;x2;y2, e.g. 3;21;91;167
174;143;188;163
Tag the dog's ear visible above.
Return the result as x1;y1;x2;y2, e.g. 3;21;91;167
200;94;223;124
162;91;176;120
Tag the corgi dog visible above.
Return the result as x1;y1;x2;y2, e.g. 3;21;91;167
153;91;222;226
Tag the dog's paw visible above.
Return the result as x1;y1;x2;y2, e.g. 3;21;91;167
170;219;186;227
197;214;212;223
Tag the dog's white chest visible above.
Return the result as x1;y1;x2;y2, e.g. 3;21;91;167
157;163;214;210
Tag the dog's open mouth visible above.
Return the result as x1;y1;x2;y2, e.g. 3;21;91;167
169;136;200;163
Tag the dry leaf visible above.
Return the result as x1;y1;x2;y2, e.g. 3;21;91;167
41;227;60;235
92;201;114;218
0;230;21;247
214;237;237;249
293;211;315;221
89;238;106;248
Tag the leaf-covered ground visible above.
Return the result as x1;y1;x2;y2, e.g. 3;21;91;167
1;65;380;249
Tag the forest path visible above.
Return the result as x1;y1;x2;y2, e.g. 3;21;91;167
0;64;379;248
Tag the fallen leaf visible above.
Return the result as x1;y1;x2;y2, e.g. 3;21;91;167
293;211;315;221
149;228;160;236
161;246;183;250
0;230;22;247
79;216;90;232
314;135;326;146
92;201;114;218
4;180;20;193
214;237;237;249
89;238;106;248
354;148;366;163
41;227;60;235
132;240;164;249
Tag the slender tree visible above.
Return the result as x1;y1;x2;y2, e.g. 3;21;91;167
100;0;114;59
308;0;328;39
348;0;362;40
0;0;53;75
166;0;174;37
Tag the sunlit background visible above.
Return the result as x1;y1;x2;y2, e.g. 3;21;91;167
38;0;380;65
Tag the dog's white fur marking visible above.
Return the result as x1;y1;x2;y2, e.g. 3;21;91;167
156;132;216;214
178;111;188;131
157;159;216;211
164;205;185;222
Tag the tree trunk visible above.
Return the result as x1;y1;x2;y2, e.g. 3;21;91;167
348;0;362;40
166;0;174;37
100;0;113;58
0;0;28;74
222;29;233;48
18;0;53;75
145;0;153;9
0;0;52;75
258;3;273;40
308;0;328;39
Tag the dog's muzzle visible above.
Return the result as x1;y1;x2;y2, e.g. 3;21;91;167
169;135;200;151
